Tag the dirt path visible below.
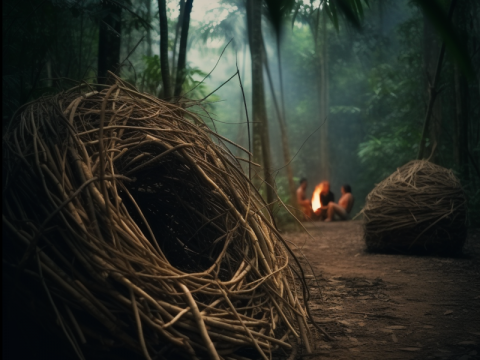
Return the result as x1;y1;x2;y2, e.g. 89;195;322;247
284;221;480;360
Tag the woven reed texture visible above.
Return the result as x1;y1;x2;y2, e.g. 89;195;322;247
3;79;319;360
363;160;467;253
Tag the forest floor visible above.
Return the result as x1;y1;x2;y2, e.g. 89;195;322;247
283;220;480;360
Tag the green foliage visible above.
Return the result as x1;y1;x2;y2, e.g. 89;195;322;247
331;105;361;114
3;0;479;228
139;55;163;95
136;55;216;103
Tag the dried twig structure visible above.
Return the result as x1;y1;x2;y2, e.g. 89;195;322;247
3;79;316;360
363;160;467;253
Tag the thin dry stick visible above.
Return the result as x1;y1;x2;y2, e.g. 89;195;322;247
181;284;220;360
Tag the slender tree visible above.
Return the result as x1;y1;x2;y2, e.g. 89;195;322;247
422;12;443;162
98;0;122;84
263;0;297;212
172;0;186;94
174;0;193;97
417;0;458;160
317;8;330;180
261;39;297;211
454;64;469;178
145;0;153;57
158;0;172;98
453;1;470;181
236;44;248;158
246;0;275;207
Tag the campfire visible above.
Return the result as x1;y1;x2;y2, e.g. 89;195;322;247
311;182;323;212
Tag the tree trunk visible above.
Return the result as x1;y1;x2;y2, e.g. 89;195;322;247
146;0;152;57
174;0;193;97
158;0;172;98
97;0;122;84
261;38;296;211
454;63;469;180
422;12;442;162
417;0;457;160
246;0;275;208
453;1;470;182
172;0;186;95
318;9;330;181
236;44;247;158
276;33;297;213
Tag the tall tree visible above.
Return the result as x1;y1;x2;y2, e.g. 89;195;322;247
246;0;275;207
98;0;122;84
317;11;330;180
261;39;297;211
145;0;153;57
174;0;193;97
315;8;330;180
454;64;469;179
453;1;470;181
158;0;172;98
422;12;443;162
263;0;297;211
172;0;186;95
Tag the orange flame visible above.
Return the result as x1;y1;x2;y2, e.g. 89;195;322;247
311;183;323;212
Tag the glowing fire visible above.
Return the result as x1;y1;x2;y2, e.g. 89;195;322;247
311;183;323;212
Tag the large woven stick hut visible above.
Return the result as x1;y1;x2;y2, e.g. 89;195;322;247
3;79;316;360
363;160;467;253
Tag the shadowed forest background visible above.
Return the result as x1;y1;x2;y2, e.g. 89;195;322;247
3;0;480;226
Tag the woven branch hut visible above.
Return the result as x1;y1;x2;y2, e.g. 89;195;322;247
363;160;467;253
2;79;318;360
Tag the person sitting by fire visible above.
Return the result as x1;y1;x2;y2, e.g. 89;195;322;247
296;178;313;220
314;181;334;220
325;184;355;222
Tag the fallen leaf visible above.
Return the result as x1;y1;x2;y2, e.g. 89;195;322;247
358;322;366;327
348;337;359;343
392;333;398;343
399;347;421;352
444;310;453;316
385;326;407;330
338;320;350;326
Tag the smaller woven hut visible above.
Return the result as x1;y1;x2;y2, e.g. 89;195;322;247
363;160;467;253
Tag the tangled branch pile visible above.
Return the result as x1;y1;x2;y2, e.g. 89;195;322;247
363;160;467;253
3;79;316;360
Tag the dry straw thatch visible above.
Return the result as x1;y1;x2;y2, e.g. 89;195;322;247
363;160;467;253
3;78;318;360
